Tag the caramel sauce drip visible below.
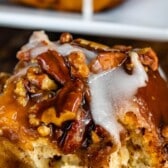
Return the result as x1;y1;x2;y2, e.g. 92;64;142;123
0;81;38;147
137;70;168;127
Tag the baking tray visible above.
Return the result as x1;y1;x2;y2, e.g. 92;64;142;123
0;0;168;41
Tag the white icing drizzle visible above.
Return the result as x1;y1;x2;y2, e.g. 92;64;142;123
55;43;79;56
88;52;148;142
29;31;50;43
20;31;97;59
30;45;50;58
55;43;97;59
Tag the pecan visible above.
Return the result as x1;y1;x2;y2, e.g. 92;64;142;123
137;48;158;71
68;51;90;78
60;32;73;44
89;52;126;73
55;80;84;115
37;50;70;85
73;38;110;51
61;108;90;153
28;95;57;114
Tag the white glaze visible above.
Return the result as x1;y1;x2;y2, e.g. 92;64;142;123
29;31;50;43
88;52;148;142
20;31;97;59
55;43;97;60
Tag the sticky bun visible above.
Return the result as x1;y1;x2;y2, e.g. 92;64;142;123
0;31;167;168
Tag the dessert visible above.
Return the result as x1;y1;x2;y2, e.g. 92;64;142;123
0;31;167;168
12;0;124;12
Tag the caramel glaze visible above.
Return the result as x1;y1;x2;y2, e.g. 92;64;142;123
0;81;39;147
136;69;168;128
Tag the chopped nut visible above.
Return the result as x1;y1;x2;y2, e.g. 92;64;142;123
123;111;138;129
27;66;41;75
29;114;40;126
29;113;36;118
74;38;110;51
28;96;57;114
137;48;158;71
17;97;28;107
89;52;126;73
125;63;134;71
41;107;76;127
27;67;57;91
37;125;50;136
14;79;27;97
29;105;39;114
91;131;100;143
60;32;73;44
144;66;149;72
14;78;28;106
41;75;57;90
68;51;89;78
162;126;168;138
